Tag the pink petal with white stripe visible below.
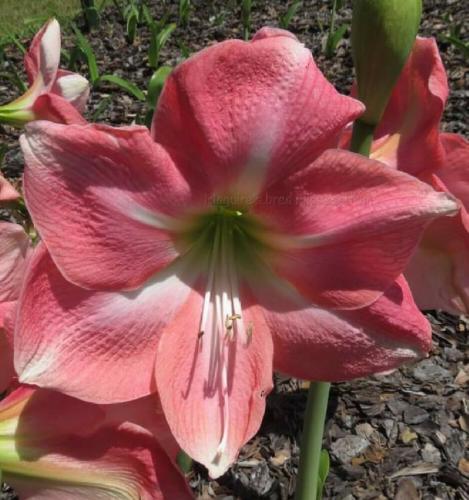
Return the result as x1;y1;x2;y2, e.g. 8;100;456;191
437;133;469;211
23;18;61;92
254;275;431;381
152;27;363;196
15;245;194;403
0;387;193;499
21;121;195;291
32;93;87;125
370;37;447;176
404;134;469;313
155;289;273;478
255;149;458;309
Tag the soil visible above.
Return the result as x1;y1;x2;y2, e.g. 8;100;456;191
0;1;468;499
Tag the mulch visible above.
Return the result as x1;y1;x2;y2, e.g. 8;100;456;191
0;1;468;499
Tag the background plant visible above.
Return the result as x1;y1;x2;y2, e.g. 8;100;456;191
241;0;252;41
178;0;191;28
279;0;302;30
324;0;348;59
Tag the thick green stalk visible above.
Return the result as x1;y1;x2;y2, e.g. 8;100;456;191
350;119;376;157
295;381;331;500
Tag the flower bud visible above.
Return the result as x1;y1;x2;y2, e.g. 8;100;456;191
352;0;422;125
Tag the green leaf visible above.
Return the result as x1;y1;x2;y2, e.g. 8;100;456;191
126;5;139;43
144;66;172;128
279;1;302;29
6;31;26;55
149;22;176;69
0;70;27;93
67;46;84;72
325;23;347;58
316;449;330;500
84;7;100;29
141;4;154;28
241;0;252;40
91;95;112;121
179;0;191;26
97;74;146;101
147;66;172;106
178;40;191;59
72;24;100;84
441;34;469;59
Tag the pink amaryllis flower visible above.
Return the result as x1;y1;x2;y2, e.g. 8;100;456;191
0;19;89;127
343;37;469;314
16;28;458;476
0;222;31;392
0;386;193;499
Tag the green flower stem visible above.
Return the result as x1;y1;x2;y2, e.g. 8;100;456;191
350;119;376;157
295;381;331;500
0;107;35;128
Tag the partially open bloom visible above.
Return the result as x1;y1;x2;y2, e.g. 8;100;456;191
0;19;89;127
0;222;31;392
344;37;469;314
0;386;193;499
17;28;457;476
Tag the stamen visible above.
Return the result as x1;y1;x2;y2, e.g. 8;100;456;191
196;213;249;463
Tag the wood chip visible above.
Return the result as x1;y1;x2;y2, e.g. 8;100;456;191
458;458;469;478
269;449;291;467
454;367;469;386
390;463;439;479
394;478;420;500
400;427;418;444
458;415;469;432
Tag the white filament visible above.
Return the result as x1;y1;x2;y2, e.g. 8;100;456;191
198;221;248;463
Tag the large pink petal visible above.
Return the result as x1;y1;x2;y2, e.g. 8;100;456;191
0;174;20;201
32;93;87;125
437;133;469;211
370;37;448;175
1;386;104;438
152;27;363;196
0;222;30;302
8;427;193;500
255;149;458;309
24;19;61;91
404;138;469;314
0;388;193;499
252;275;431;381
104;394;181;462
21;121;194;291
155;289;273;478
15;245;194;403
405;213;469;314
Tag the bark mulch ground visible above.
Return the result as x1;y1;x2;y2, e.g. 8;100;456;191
0;1;468;499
